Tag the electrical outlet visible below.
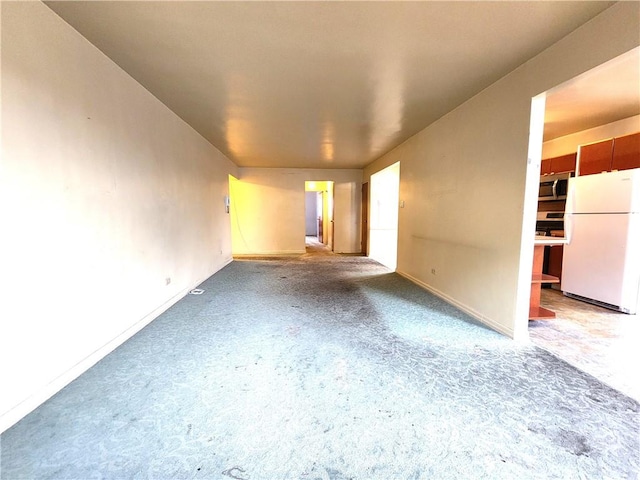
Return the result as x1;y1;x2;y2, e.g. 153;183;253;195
431;268;436;275
165;277;171;285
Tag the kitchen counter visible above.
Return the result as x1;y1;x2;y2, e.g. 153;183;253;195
534;236;568;246
530;240;565;320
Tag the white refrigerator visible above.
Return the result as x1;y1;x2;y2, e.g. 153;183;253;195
562;168;640;314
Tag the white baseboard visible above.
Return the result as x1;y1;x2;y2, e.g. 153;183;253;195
0;258;232;434
233;250;306;256
396;270;514;338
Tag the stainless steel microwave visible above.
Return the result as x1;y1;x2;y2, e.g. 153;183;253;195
538;172;571;202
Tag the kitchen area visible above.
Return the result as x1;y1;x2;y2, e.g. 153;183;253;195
530;125;640;402
527;46;640;401
533;136;640;315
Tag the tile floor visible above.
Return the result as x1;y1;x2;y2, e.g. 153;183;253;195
529;288;640;402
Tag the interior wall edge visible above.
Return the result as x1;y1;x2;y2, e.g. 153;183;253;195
396;270;515;339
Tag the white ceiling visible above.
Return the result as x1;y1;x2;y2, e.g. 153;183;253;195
46;1;620;169
544;47;640;141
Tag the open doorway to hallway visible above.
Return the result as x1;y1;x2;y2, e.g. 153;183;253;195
523;47;640;401
361;182;369;255
369;162;400;270
305;181;334;252
228;174;243;253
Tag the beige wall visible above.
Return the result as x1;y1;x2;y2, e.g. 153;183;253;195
364;2;640;339
0;2;238;432
231;168;362;255
543;115;640;159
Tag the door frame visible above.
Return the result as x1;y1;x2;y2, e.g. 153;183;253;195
361;182;369;255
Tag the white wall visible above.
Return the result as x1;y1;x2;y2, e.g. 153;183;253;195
543;115;640;159
230;168;362;255
0;2;238;432
364;2;640;339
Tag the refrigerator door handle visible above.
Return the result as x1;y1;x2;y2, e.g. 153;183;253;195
565;180;575;243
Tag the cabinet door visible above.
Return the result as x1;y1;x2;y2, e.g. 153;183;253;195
578;139;613;176
549;152;576;174
540;158;552;175
612;132;640;171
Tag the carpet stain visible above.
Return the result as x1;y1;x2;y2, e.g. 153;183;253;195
222;465;248;479
557;429;592;457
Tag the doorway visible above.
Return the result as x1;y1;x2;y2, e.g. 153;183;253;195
523;48;640;401
361;182;369;255
228;174;243;254
369;162;400;270
305;181;334;251
305;191;322;241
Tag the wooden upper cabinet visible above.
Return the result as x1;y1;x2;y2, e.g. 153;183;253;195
578;138;614;176
540;153;576;176
612;132;640;171
549;152;577;174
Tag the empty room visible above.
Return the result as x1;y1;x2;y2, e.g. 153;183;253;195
1;1;639;478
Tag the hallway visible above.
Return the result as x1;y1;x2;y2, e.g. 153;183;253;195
305;235;332;255
2;255;638;479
